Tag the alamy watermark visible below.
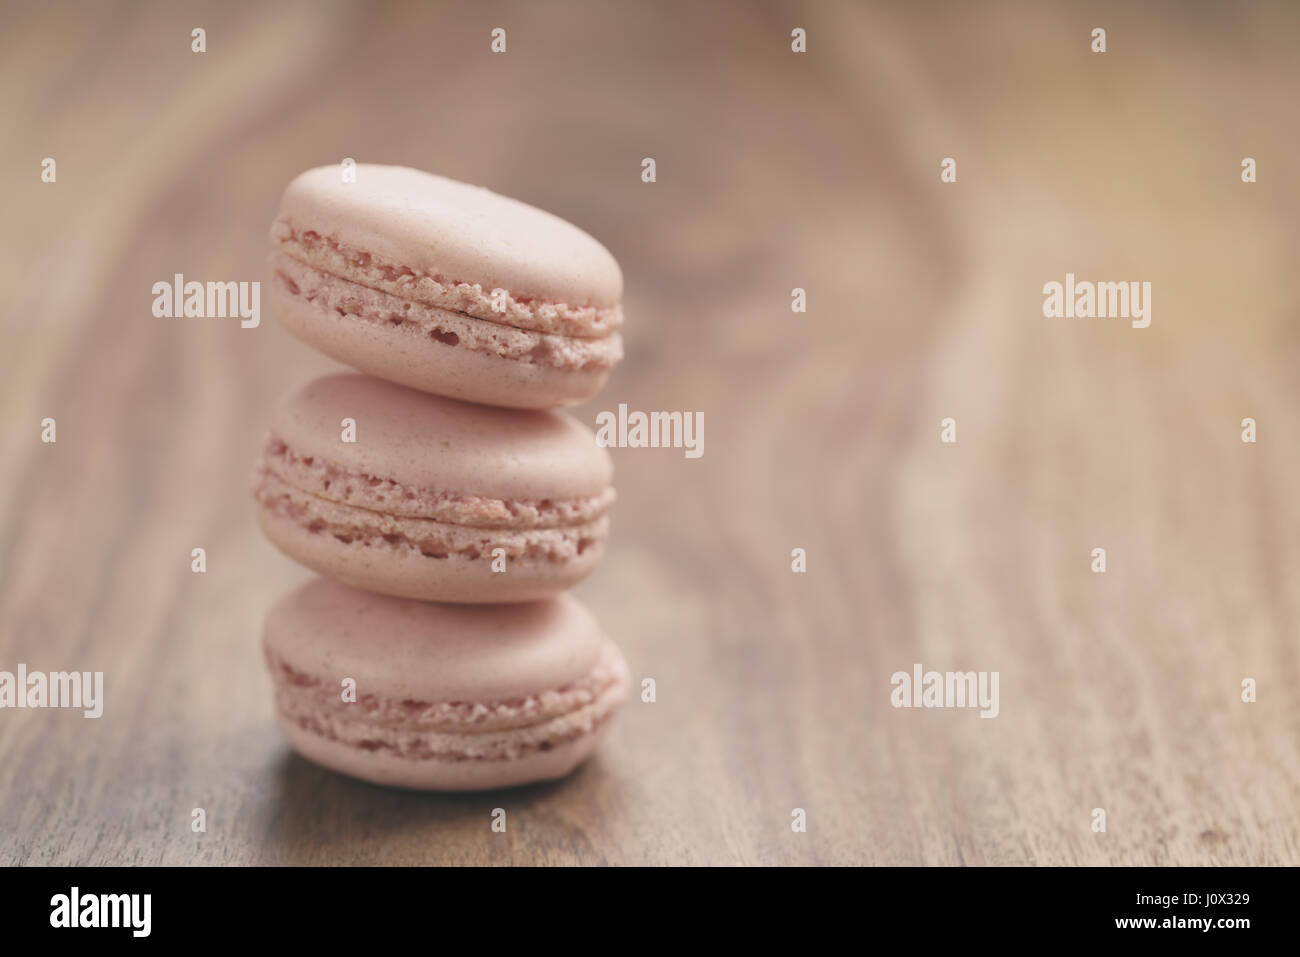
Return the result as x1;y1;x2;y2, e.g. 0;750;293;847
891;663;999;718
0;665;103;718
50;887;150;937
594;404;703;459
152;274;260;328
1042;272;1151;328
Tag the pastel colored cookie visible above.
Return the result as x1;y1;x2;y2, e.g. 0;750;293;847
269;164;624;409
264;578;630;791
253;373;613;603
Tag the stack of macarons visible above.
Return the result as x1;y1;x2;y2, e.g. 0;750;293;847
253;165;629;790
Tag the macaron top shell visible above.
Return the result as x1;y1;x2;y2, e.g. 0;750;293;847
264;579;607;703
269;373;612;501
274;164;623;310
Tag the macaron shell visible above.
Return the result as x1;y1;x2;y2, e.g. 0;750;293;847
275;164;623;309
271;282;613;409
277;712;616;791
264;582;607;701
269;373;612;502
256;506;605;603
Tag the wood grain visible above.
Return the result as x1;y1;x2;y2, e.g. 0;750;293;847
2;0;1298;865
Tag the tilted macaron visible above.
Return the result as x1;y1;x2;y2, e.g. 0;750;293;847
264;578;630;791
253;373;613;603
269;164;624;409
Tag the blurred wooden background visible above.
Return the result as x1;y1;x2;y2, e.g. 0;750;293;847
2;0;1298;865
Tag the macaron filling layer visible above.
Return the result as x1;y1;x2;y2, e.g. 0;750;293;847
254;437;611;563
271;252;623;373
267;640;629;761
260;436;614;527
271;220;623;338
256;472;607;562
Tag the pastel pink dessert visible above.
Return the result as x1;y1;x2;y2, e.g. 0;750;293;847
253;373;614;603
269;164;625;409
264;578;630;791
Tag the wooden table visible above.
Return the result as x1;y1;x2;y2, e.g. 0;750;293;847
2;0;1298;865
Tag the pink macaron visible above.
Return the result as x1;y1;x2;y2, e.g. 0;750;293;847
253;373;614;603
269;164;624;409
264;578;630;791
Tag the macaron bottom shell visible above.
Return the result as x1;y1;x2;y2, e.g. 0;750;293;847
256;505;606;603
276;710;620;792
263;582;633;792
271;280;614;410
